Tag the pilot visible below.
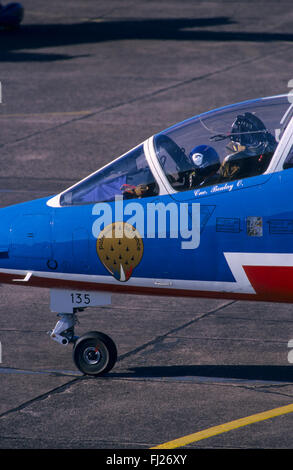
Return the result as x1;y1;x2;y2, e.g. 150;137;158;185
219;112;277;181
188;144;221;187
120;183;151;199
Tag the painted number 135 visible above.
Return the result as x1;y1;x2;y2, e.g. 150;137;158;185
70;293;91;305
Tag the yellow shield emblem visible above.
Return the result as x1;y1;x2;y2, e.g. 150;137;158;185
97;222;143;282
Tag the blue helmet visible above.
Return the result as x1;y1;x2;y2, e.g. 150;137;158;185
189;145;220;175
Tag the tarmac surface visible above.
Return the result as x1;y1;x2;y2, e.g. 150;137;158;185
0;0;293;452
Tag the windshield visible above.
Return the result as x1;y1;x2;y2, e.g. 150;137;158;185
154;95;291;191
60;144;159;205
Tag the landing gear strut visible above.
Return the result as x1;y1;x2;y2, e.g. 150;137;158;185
49;311;117;376
50;312;78;345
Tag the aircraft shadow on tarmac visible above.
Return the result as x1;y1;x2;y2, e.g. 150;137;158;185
110;365;293;383
1;16;293;62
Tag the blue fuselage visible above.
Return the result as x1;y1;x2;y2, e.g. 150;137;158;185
0;168;292;301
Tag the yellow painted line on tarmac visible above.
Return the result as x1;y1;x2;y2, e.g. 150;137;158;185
151;403;293;449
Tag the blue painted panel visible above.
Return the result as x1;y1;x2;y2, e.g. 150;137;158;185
11;214;52;259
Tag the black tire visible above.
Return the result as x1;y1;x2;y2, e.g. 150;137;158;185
73;331;117;376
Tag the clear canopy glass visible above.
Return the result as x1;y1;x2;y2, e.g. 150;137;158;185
60;144;159;205
154;95;291;191
59;95;292;206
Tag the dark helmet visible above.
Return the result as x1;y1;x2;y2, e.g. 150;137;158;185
189;144;220;176
228;112;277;157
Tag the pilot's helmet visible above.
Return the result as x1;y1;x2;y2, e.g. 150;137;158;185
189;145;220;175
228;112;277;157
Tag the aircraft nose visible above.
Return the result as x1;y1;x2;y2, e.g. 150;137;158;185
0;210;11;261
0;197;54;272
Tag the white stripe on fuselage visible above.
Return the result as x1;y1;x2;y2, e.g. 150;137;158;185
1;253;293;294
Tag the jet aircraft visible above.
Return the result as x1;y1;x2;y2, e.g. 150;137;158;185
1;94;292;375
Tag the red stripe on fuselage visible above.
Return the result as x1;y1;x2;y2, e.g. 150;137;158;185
243;265;293;302
1;269;293;304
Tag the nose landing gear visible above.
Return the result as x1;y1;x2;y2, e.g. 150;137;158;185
50;311;117;376
73;331;117;376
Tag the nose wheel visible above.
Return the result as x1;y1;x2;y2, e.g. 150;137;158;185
73;331;117;376
50;313;117;376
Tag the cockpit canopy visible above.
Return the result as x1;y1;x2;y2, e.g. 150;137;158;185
154;95;291;191
60;144;159;205
58;95;292;206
